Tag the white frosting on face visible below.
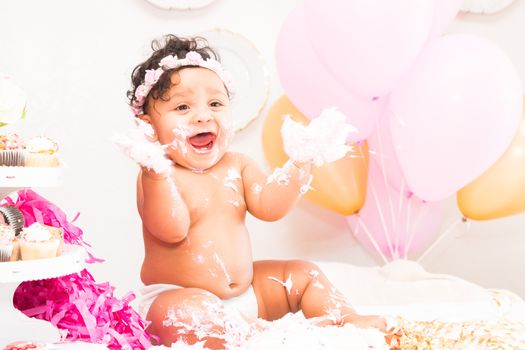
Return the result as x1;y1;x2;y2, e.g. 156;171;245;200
21;222;52;242
171;125;192;155
168;113;233;172
0;224;15;244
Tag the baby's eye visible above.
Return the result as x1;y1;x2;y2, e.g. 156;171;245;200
210;101;223;108
175;104;189;111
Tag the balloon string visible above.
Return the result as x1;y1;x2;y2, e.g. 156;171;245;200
397;179;406;257
402;196;413;259
405;197;429;259
356;216;389;265
374;107;399;258
357;143;394;263
417;217;463;263
368;177;396;258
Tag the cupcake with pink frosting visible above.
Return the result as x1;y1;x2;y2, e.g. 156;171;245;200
18;222;63;260
0;133;25;166
0;224;17;262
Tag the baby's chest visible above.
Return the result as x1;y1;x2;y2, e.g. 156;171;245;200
178;173;247;216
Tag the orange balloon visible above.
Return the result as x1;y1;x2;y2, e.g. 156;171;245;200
262;95;369;215
457;96;525;220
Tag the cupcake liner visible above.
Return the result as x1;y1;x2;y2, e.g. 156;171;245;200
0;205;25;235
19;239;60;260
0;149;25;166
0;243;14;262
25;153;59;167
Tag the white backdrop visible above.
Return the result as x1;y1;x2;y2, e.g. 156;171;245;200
1;0;524;302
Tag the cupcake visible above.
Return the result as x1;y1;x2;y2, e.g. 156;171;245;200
0;133;25;166
0;223;17;262
24;136;60;167
18;222;63;260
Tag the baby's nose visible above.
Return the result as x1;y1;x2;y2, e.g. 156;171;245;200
193;111;213;123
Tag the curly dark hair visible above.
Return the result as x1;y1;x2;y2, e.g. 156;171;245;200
127;34;224;114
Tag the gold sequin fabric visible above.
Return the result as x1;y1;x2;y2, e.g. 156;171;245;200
386;291;525;349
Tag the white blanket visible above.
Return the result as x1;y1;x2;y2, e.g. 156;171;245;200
149;260;525;349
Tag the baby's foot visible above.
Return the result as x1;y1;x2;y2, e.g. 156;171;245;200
342;314;387;332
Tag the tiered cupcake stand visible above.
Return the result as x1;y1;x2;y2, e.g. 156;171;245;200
0;167;87;345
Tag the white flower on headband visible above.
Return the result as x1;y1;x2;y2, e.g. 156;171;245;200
132;51;233;115
185;51;202;65
158;55;180;69
144;69;163;86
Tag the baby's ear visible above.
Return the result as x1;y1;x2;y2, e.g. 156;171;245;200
135;115;158;142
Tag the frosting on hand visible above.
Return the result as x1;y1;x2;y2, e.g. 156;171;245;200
113;119;172;174
280;107;357;167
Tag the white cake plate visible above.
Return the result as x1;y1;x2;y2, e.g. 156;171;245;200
0;244;87;346
0;167;62;199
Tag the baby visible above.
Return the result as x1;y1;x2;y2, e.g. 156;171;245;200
119;35;386;348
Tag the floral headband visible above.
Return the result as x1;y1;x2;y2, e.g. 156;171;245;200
131;51;233;115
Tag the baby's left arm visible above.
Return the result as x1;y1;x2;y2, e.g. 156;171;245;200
240;154;312;221
241;107;356;221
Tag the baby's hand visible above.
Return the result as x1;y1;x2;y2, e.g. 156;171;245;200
113;119;172;174
280;108;357;167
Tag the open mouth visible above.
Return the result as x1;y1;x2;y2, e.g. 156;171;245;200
188;132;217;153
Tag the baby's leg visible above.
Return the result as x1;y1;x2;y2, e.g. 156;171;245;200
252;260;385;330
146;287;227;349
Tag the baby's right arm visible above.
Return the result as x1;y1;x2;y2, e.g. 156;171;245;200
137;168;191;243
114;120;191;243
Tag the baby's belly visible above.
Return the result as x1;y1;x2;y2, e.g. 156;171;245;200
141;222;253;299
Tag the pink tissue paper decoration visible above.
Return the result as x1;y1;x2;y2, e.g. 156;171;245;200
14;270;152;349
3;189;152;349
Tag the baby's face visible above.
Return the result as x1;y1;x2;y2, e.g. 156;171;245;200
146;67;233;171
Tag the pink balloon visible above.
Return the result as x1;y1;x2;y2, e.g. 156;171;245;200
367;109;409;193
276;5;383;143
429;0;463;38
303;0;434;98
347;164;445;259
389;34;523;202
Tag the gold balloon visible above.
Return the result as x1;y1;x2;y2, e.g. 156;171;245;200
457;97;525;220
262;95;368;215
